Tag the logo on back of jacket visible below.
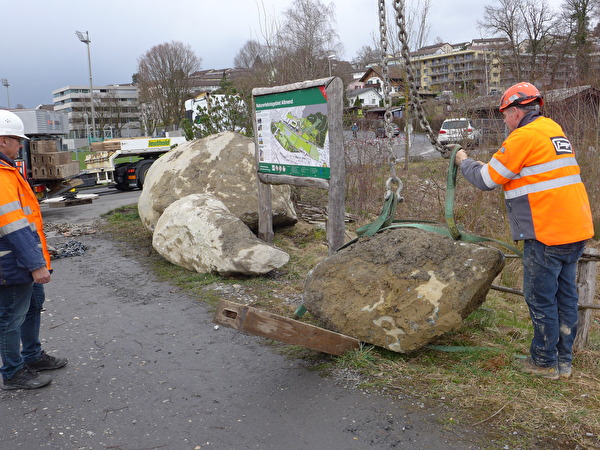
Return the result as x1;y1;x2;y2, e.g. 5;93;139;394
551;136;573;155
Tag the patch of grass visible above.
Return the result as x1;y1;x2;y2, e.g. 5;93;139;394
335;343;379;369
101;205;145;236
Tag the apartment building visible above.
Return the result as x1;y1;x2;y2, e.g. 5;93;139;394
409;39;506;95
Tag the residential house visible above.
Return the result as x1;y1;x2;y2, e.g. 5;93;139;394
346;68;366;91
346;87;383;107
359;65;406;98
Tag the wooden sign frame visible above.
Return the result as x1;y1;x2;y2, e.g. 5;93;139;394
252;77;345;254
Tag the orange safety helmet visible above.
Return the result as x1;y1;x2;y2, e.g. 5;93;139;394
498;82;544;111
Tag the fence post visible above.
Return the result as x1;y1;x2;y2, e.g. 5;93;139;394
574;247;599;351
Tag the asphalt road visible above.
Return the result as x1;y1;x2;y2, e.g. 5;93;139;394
0;186;484;449
343;131;445;165
40;186;142;224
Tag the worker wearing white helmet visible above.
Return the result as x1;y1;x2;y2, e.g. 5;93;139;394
0;110;67;390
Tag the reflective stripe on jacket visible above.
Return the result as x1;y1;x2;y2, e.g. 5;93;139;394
461;114;593;245
0;155;51;285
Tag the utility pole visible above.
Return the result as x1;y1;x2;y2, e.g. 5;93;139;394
1;79;10;108
328;54;336;77
75;31;97;140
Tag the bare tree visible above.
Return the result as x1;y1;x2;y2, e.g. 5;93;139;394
405;0;432;51
231;0;343;99
479;0;525;82
518;0;555;84
273;0;343;83
93;93;123;138
136;41;201;131
381;0;432;57
231;1;285;89
352;44;381;69
234;40;268;70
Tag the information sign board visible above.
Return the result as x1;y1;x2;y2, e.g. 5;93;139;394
255;86;330;179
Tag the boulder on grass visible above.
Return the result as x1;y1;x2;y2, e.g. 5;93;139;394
302;228;505;352
138;132;297;232
153;193;289;276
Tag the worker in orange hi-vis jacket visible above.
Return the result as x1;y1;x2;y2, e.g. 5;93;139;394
453;82;594;381
0;110;67;391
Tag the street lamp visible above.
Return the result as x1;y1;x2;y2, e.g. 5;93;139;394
1;79;10;108
328;54;336;77
75;30;97;140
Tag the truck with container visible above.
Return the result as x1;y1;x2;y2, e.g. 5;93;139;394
85;134;186;190
11;108;83;200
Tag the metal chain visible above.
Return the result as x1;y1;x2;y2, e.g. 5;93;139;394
392;0;449;157
378;0;403;201
378;0;391;130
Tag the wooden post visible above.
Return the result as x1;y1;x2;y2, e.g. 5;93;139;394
257;181;273;243
325;77;345;254
574;247;599;351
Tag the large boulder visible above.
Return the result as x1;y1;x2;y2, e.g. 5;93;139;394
302;228;505;352
152;194;289;276
138;132;297;232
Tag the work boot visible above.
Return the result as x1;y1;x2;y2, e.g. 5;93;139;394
1;366;52;390
25;351;68;372
558;363;572;380
514;357;559;380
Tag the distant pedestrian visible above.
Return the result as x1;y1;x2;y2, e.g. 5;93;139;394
0;110;67;390
351;122;358;139
454;82;594;380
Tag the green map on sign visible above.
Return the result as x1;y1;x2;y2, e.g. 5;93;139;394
270;112;328;161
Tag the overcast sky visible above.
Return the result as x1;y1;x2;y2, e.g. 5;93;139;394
2;0;569;108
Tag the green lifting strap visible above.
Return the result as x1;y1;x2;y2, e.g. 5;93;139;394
445;146;462;240
338;147;523;257
355;190;399;238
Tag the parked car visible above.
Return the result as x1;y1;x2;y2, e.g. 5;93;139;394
375;123;401;138
438;118;481;146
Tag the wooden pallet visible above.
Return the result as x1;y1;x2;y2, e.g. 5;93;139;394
48;197;94;208
213;300;360;356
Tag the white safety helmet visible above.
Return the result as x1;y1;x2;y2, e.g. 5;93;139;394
0;110;29;140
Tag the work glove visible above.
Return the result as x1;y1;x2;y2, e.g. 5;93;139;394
443;144;466;166
439;143;461;159
444;143;463;154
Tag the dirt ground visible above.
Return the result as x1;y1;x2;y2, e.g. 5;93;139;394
0;224;489;449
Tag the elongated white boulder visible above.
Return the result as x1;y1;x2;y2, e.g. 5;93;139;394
153;194;289;276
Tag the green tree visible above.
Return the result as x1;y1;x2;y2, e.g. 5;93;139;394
562;0;596;82
187;77;252;139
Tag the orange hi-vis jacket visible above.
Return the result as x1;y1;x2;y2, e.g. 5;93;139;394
0;154;51;285
461;114;594;246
